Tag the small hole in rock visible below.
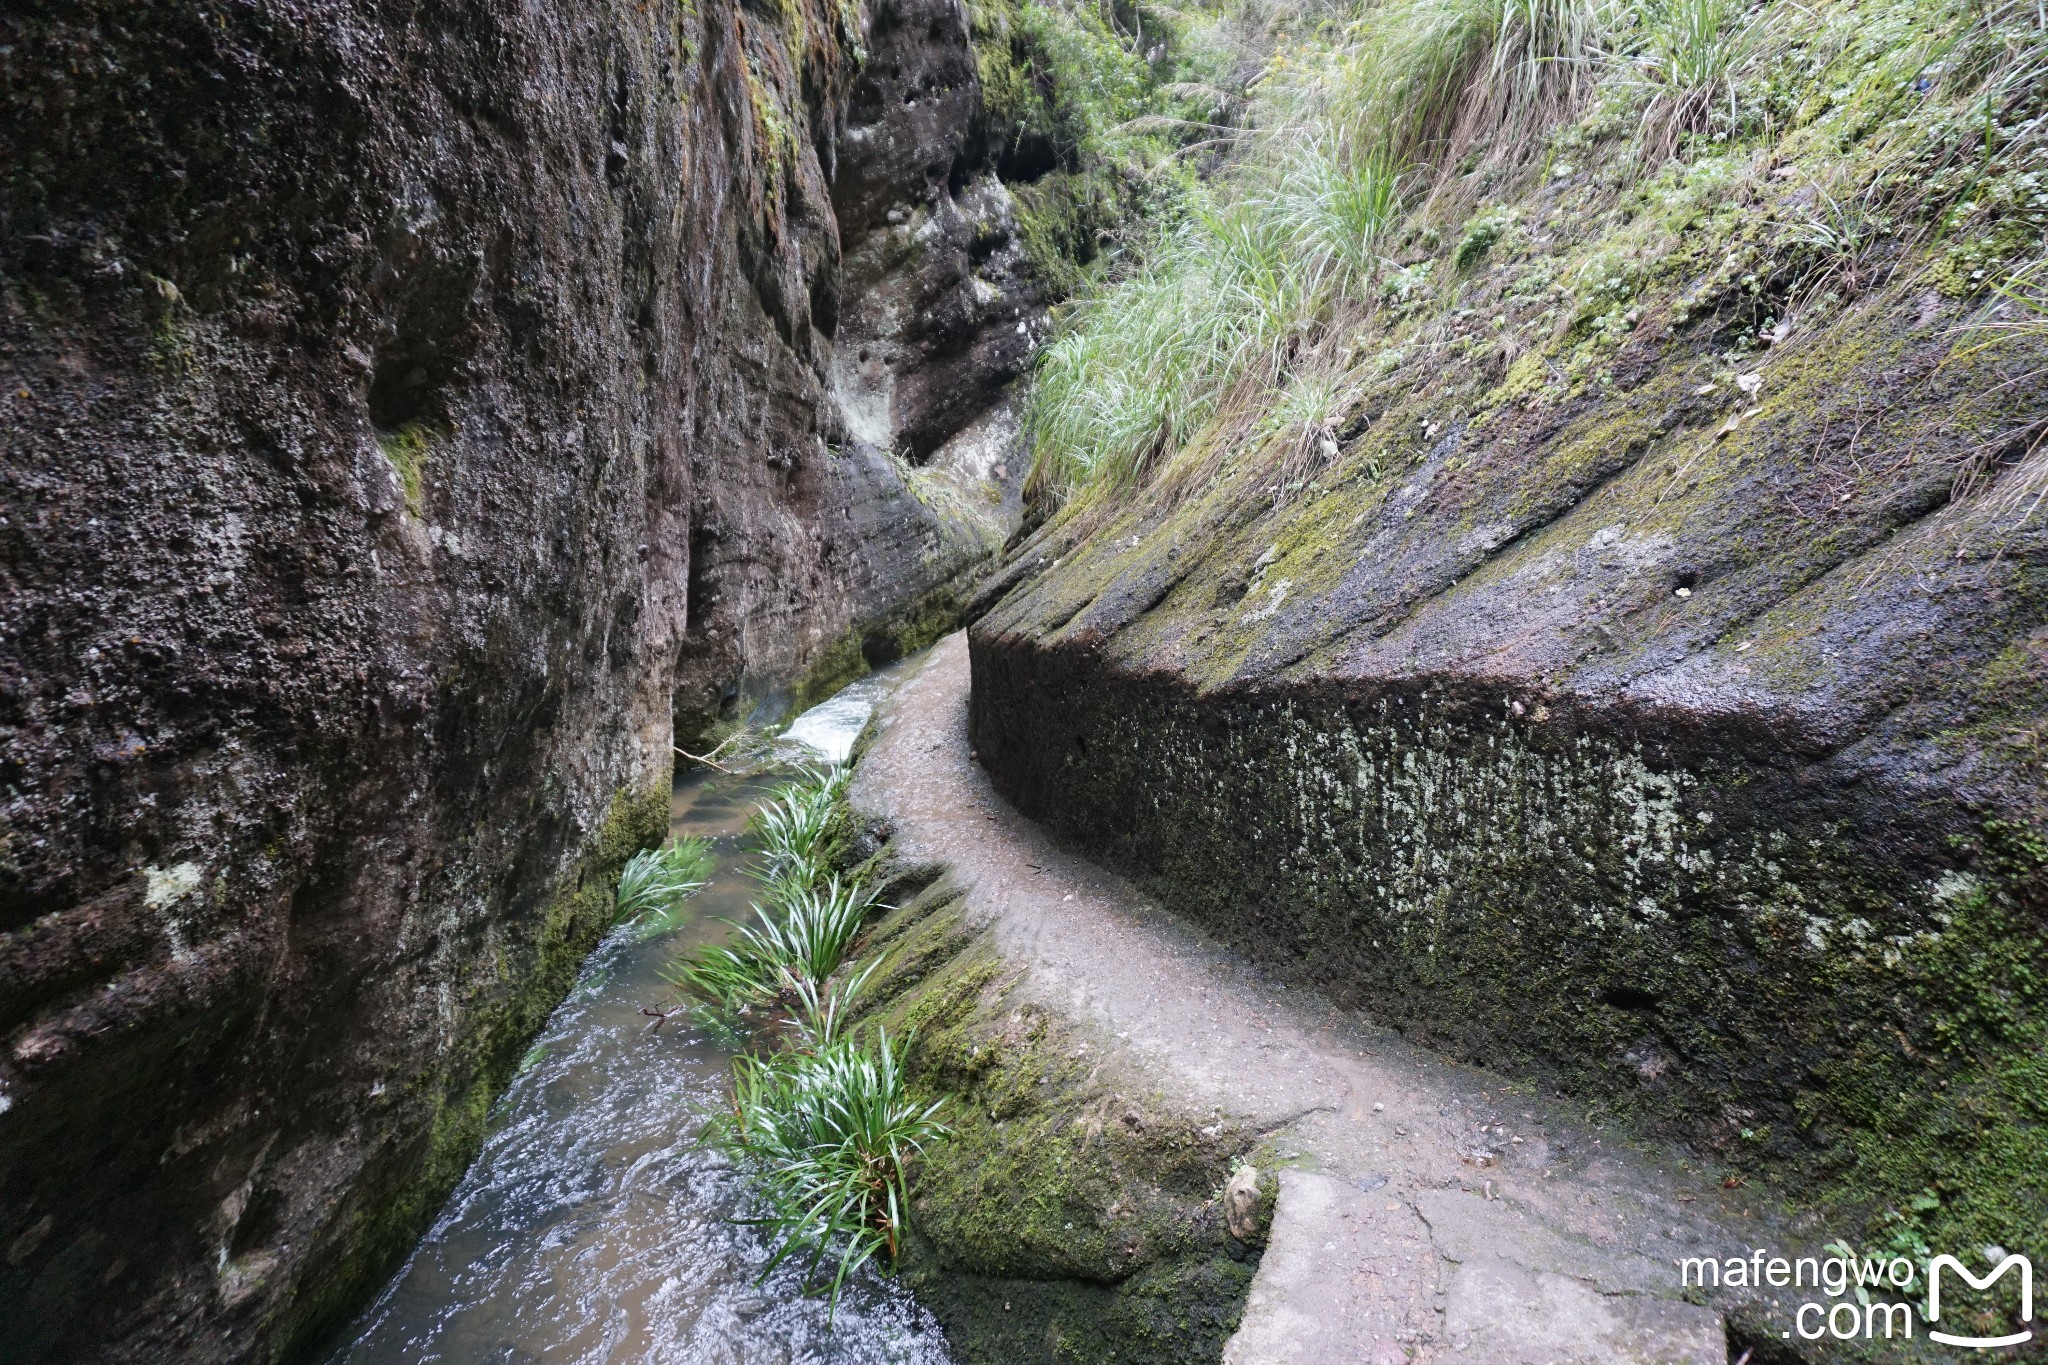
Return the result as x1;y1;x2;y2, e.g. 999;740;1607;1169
1600;985;1660;1012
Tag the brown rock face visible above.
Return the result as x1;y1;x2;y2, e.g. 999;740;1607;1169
829;0;1044;463
0;0;1024;1359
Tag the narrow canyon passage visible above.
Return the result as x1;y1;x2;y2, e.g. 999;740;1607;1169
5;0;2041;1353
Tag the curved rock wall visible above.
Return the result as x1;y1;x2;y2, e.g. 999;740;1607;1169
970;270;2048;1260
0;0;1024;1358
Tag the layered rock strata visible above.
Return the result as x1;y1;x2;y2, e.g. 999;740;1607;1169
970;272;2048;1262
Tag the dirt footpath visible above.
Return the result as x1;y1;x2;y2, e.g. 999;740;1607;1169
852;634;1818;1363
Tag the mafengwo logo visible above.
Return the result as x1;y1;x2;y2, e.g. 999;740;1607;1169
1680;1247;2033;1348
1927;1252;2033;1350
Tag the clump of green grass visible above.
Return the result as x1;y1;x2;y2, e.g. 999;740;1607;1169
1621;0;1775;163
751;765;848;875
614;837;715;935
665;875;880;1014
1027;140;1408;498
707;1029;946;1307
1024;0;1616;501
660;763;944;1310
1327;0;1608;170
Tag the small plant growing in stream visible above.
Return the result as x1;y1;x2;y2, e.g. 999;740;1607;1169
784;960;882;1051
614;836;714;934
663;762;943;1310
664;878;879;1014
750;764;848;873
706;1028;946;1309
746;877;879;984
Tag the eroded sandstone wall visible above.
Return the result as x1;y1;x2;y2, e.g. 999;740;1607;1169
0;0;1026;1358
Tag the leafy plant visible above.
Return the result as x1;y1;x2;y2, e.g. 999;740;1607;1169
666;766;876;1015
707;1029;947;1309
748;877;881;986
614;837;715;932
663;880;878;1014
750;765;848;874
785;958;882;1052
665;933;778;1014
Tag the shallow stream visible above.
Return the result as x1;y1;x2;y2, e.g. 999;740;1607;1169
336;667;948;1363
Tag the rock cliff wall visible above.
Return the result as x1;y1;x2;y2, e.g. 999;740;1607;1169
0;0;1029;1358
971;264;2048;1262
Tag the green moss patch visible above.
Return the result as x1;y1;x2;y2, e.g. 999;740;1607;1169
829;851;1263;1363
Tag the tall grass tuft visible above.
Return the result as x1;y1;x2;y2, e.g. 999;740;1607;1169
1324;0;1609;170
615;837;715;935
1024;0;1613;501
1622;0;1773;164
708;1030;946;1307
1026;141;1406;498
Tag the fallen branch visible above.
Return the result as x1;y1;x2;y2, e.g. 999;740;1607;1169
674;732;743;772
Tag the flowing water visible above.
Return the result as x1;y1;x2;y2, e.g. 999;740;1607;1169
337;669;949;1364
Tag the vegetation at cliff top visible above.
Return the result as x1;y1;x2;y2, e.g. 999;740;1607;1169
971;0;1260;293
665;766;945;1309
1023;0;2048;502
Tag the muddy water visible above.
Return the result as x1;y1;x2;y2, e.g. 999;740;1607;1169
337;673;947;1364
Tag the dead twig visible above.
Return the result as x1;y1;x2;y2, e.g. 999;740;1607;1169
674;731;743;773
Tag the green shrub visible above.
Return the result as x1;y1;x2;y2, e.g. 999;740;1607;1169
707;1030;947;1308
668;765;946;1311
750;765;847;874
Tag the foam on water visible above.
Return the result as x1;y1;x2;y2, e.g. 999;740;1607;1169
779;669;905;764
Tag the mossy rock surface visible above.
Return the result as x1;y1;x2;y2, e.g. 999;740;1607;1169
828;842;1263;1363
968;241;2048;1268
